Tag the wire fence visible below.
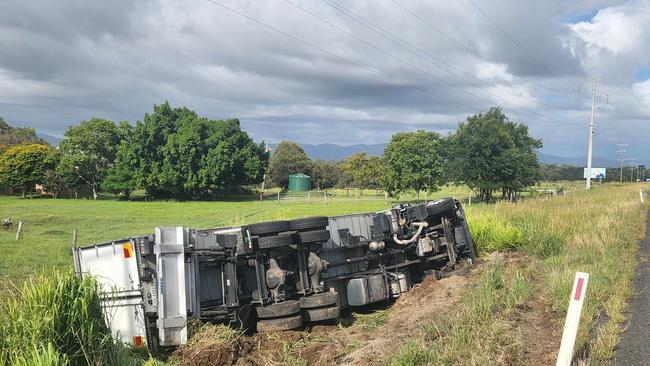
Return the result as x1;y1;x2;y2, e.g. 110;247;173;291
256;183;582;206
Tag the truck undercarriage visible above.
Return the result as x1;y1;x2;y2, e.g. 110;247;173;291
72;197;475;350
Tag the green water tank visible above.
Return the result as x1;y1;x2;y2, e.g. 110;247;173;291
288;173;311;191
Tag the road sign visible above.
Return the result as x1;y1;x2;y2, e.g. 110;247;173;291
583;167;606;179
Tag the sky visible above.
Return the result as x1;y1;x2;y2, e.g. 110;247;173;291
1;0;649;162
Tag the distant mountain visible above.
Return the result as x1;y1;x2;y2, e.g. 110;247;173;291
537;152;622;167
271;143;386;161
274;143;628;166
37;133;61;147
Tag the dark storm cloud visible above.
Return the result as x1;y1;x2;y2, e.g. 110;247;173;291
0;0;649;159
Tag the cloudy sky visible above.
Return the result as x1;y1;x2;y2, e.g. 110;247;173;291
1;0;649;161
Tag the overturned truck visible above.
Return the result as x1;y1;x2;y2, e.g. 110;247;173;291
72;197;475;350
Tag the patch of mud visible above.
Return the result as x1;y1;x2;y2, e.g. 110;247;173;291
340;275;469;366
508;297;562;365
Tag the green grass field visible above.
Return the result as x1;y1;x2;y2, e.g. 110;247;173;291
0;180;594;293
1;181;641;365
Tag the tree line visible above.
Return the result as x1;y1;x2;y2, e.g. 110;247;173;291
0;103;267;199
0;105;545;202
268;107;542;201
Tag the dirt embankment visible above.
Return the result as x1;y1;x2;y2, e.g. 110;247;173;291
171;274;469;366
340;275;468;366
172;255;563;366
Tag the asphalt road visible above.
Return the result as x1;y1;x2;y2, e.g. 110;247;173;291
614;210;650;365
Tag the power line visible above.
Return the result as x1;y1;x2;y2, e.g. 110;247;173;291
282;0;569;126
319;0;582;127
204;0;485;112
468;0;581;94
205;0;583;130
391;0;579;96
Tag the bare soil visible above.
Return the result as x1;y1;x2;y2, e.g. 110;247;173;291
340;275;469;366
508;296;563;365
172;256;563;365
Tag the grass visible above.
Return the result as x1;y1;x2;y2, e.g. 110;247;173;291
168;324;243;365
0;181;644;365
0;271;145;365
0;183;498;293
389;183;648;365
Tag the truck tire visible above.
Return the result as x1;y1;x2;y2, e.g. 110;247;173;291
257;314;303;332
302;305;340;322
455;223;476;260
247;220;290;236
256;233;294;249
425;198;455;217
299;291;338;309
289;216;329;231
256;300;301;319
296;230;330;244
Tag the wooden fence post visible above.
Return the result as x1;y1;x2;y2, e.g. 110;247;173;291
15;221;23;240
72;228;78;248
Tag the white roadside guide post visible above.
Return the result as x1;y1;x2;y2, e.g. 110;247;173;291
640;189;644;203
556;272;590;366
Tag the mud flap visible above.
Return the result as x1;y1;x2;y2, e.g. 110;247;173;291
155;227;188;346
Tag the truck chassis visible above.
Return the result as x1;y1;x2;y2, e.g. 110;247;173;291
72;197;475;349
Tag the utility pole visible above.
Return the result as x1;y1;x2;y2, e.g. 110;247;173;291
585;79;608;189
617;144;629;183
586;79;596;190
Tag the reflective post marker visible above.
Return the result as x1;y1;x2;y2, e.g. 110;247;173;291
556;272;590;366
640;189;644;203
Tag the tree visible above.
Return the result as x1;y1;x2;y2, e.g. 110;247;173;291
58;118;122;200
129;102;267;199
41;149;66;198
42;169;66;198
310;159;349;190
539;164;583;181
267;141;311;189
447;107;542;202
341;153;383;189
103;123;136;200
382;130;444;199
0;144;54;197
0;117;46;150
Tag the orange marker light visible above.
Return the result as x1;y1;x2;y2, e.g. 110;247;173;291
123;242;133;258
133;335;144;347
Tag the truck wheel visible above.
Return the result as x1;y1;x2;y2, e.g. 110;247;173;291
299;291;338;309
247;220;290;236
296;230;330;244
302;305;340;322
257;314;303;332
425;198;455;217
455;223;476;261
289;216;329;231
256;300;301;319
256;233;294;249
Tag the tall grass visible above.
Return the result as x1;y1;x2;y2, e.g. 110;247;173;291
389;261;534;365
390;184;647;364
0;271;141;365
468;213;526;251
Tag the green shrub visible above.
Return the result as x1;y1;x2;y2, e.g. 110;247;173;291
468;213;526;251
0;271;142;365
